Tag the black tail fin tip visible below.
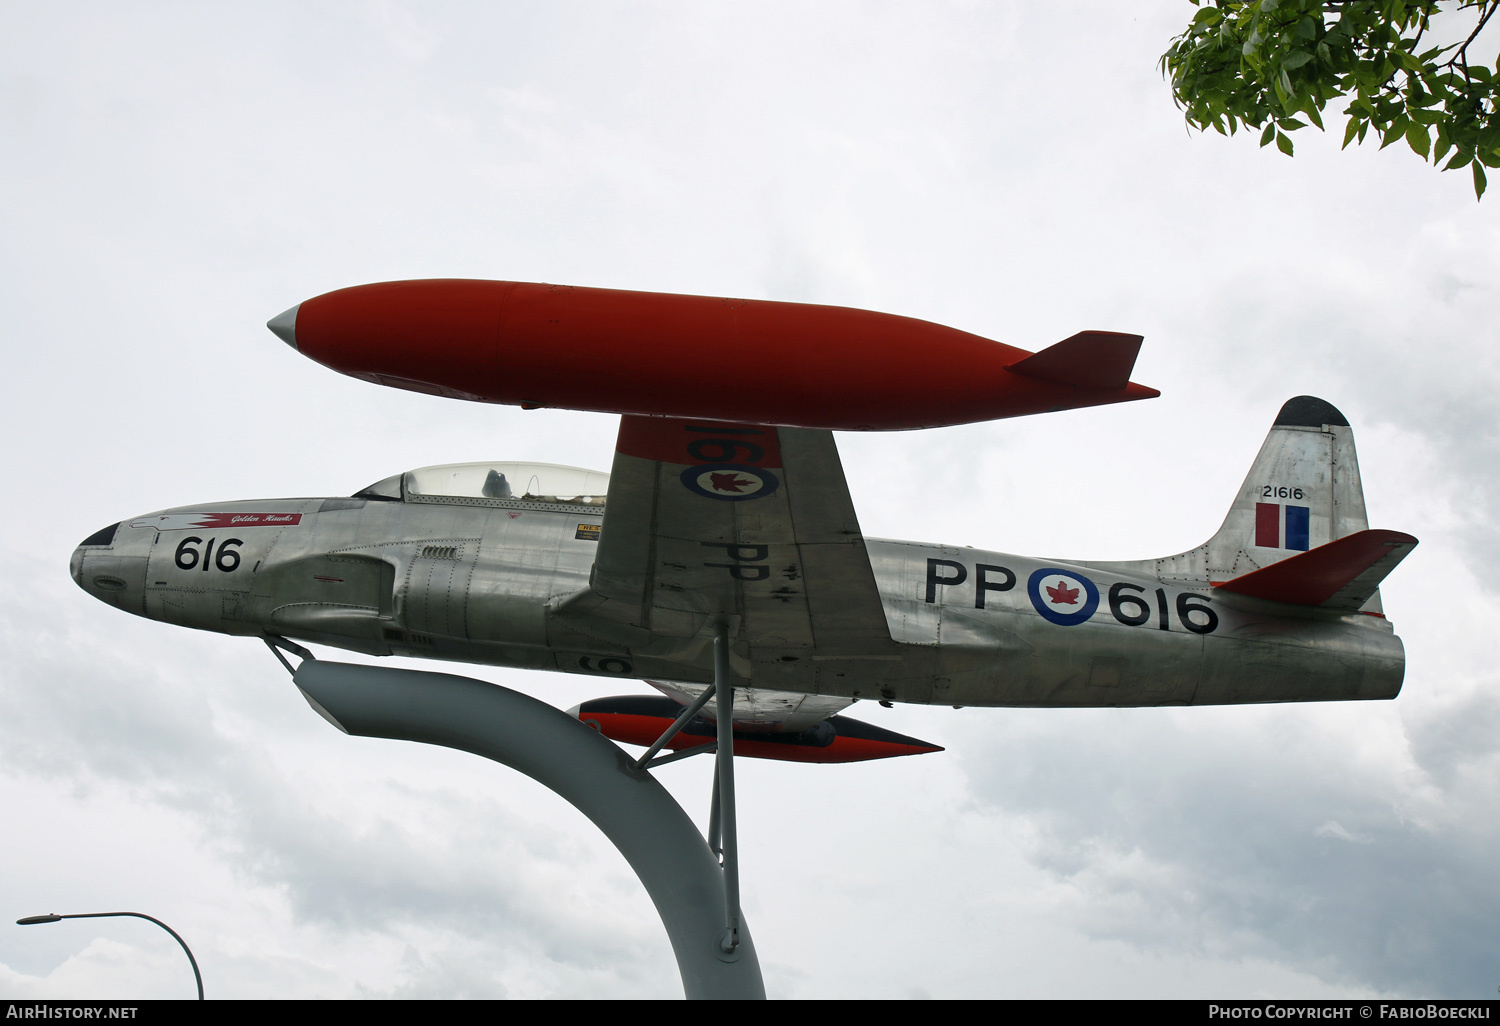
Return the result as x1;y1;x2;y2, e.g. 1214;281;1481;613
1275;396;1350;428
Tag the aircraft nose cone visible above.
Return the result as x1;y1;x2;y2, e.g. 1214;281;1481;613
74;523;120;587
72;522;147;613
267;304;300;350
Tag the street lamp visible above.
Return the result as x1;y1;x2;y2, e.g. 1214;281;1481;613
16;912;204;1000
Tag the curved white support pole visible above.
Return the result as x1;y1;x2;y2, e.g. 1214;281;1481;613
291;659;765;1000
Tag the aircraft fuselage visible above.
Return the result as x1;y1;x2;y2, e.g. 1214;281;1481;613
72;490;1403;709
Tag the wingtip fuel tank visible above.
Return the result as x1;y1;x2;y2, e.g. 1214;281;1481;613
574;696;945;763
269;279;1158;431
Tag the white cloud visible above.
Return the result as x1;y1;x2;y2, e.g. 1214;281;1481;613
2;0;1496;1000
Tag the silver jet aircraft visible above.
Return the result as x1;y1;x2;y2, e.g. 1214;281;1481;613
71;396;1415;761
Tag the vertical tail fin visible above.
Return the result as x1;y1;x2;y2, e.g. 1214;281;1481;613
1148;396;1385;613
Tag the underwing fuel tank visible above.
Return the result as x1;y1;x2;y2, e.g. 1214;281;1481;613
571;696;944;763
266;279;1159;431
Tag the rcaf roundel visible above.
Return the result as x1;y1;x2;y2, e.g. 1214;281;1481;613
680;463;781;501
1026;567;1100;626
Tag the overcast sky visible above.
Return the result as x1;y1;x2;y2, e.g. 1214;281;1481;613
2;2;1498;1000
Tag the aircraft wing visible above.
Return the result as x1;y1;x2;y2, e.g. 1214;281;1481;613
550;417;899;675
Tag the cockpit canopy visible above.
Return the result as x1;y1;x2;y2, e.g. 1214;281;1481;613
355;462;610;508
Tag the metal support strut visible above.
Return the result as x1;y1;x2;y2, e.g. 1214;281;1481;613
634;681;718;770
628;623;743;954
712;624;741;955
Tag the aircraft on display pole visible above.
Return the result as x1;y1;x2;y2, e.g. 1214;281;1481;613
71;281;1416;761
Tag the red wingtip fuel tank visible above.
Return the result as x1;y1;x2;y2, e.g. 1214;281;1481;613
270;280;1159;431
573;697;945;764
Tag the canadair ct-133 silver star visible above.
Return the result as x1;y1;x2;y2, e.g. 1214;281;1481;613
69;281;1415;761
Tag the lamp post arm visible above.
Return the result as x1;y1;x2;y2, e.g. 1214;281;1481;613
17;912;203;1000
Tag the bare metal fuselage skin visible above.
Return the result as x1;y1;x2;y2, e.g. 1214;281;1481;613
71;493;1403;708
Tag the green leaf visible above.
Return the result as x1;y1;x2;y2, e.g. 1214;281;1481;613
1434;123;1454;164
1276;130;1295;156
1380;115;1411;150
1283;51;1314;70
1406;120;1431;159
1261;122;1278;147
1474;161;1487;200
1280;116;1308;130
1343;116;1362;149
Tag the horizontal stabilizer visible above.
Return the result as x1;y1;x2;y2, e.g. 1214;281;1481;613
574;696;944;764
1007;330;1146;391
1212;529;1418;611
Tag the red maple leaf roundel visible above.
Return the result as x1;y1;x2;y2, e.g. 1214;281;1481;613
1045;579;1080;605
709;472;752;493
